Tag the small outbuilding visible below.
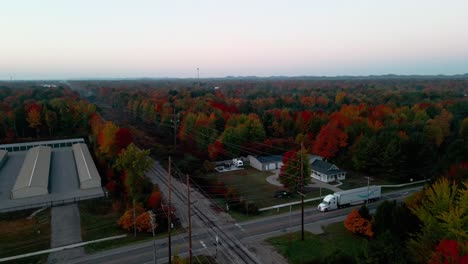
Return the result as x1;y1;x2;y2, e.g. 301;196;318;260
310;159;346;183
72;143;102;189
11;146;51;199
248;155;283;171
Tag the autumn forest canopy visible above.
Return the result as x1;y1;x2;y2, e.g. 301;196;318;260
64;77;468;183
0;79;467;183
0;78;467;262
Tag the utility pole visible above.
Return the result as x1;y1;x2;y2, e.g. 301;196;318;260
365;176;373;206
133;199;136;237
300;142;305;241
148;210;157;264
168;157;172;264
187;174;192;264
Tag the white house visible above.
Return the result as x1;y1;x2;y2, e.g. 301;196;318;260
310;159;346;183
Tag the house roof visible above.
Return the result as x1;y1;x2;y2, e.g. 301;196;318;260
311;159;346;176
257;155;283;164
309;155;323;164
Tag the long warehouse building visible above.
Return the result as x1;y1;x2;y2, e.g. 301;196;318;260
11;146;51;199
0;149;7;169
72;143;102;189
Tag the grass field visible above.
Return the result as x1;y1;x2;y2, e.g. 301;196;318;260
79;198;185;253
267;222;366;264
337;172;395;190
79;199;155;253
205;168;333;209
0;209;51;264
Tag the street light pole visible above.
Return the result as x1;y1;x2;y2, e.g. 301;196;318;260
300;142;304;241
168;157;172;264
187;174;192;264
148;210;157;264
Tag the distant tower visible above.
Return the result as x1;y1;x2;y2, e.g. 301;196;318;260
197;68;200;88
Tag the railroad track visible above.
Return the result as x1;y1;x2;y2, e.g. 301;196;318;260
149;163;261;264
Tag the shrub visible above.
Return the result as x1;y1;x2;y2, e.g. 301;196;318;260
344;209;373;238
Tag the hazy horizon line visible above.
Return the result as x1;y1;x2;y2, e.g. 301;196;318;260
2;72;468;82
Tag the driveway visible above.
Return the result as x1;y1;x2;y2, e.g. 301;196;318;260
266;171;342;192
47;204;85;264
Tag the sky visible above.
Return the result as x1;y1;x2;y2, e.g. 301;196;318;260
1;0;468;80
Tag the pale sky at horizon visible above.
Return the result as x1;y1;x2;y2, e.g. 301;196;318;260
1;0;468;80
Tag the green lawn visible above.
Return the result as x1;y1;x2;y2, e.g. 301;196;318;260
79;199;156;253
0;209;51;264
267;222;367;264
170;255;217;264
203;168;333;221
229;200;324;222
338;172;395;190
205;168;333;209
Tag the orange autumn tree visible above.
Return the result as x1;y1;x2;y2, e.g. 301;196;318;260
26;103;42;138
98;121;119;158
135;211;154;232
118;204;145;231
344;209;374;238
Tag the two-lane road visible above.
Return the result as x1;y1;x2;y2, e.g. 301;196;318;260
69;187;421;264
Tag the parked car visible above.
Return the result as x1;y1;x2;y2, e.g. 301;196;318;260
274;190;291;198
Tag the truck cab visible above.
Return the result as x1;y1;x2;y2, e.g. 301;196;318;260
232;159;244;168
317;194;338;212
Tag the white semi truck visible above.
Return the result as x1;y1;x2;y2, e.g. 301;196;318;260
317;185;381;212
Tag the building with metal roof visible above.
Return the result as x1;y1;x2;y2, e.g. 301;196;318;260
249;154;325;172
11;146;51;199
248;155;284;171
72;143;102;189
0;138;84;152
0;149;7;169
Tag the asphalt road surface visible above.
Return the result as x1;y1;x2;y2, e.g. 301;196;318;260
69;187;420;264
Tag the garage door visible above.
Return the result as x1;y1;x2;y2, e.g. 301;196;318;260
268;163;276;170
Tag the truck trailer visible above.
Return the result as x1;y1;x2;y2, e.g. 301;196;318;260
317;185;381;212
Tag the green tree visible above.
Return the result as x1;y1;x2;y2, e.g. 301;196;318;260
114;143;153;237
45;110;57;136
279;148;311;193
407;178;468;263
366;230;407;264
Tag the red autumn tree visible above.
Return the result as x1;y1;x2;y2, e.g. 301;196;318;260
313;121;348;159
26;103;42;137
148;191;162;209
115;128;133;151
429;240;468;264
344;209;374;238
208;140;226;160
